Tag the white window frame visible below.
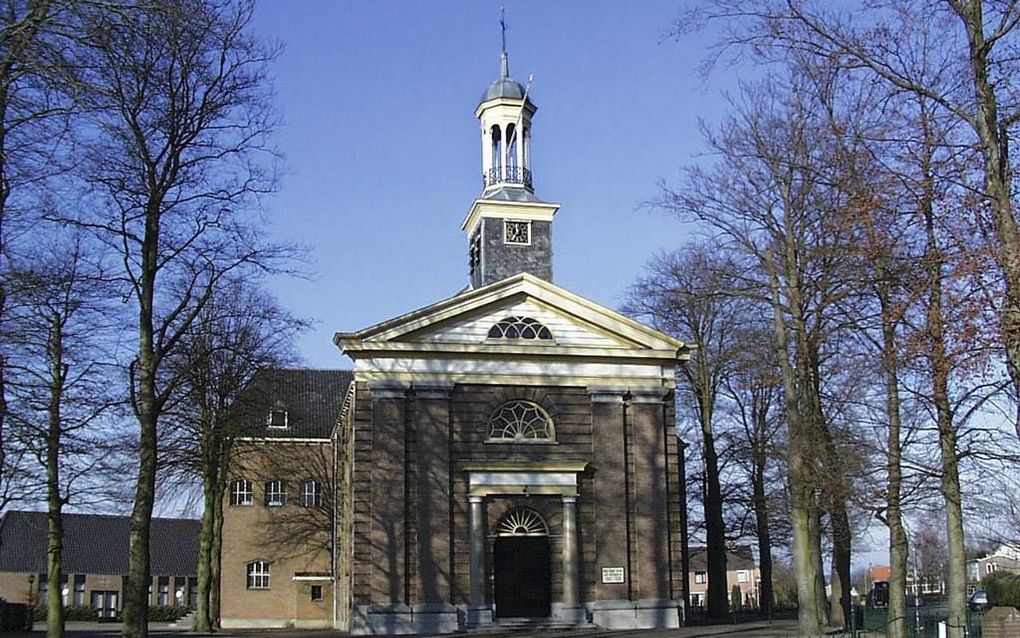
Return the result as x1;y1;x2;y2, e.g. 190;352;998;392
737;569;750;583
230;479;253;506
301;480;321;508
503;219;532;245
694;571;707;584
265;480;286;507
246;561;270;589
267;409;288;429
310;584;323;601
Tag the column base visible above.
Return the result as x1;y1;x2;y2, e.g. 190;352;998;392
351;603;461;635
588;598;680;629
551;603;587;623
464;605;493;627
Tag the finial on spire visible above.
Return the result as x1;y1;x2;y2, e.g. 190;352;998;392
499;7;509;79
500;6;506;54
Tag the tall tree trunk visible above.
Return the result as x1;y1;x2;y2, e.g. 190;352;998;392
765;248;823;635
210;467;227;628
923;181;967;638
46;314;65;638
750;443;773;615
194;467;215;631
123;205;161;638
829;503;851;628
702;421;729;618
951;0;1020;437
878;282;909;638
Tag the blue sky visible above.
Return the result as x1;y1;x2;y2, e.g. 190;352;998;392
249;1;738;369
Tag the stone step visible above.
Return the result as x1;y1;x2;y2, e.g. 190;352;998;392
464;617;599;634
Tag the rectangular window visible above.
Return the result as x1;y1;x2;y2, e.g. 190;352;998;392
301;480;321;508
188;577;198;607
173;577;185;606
73;574;86;606
157;576;169;606
504;220;531;245
247;562;270;589
265;480;286;506
737;569;750;583
38;574;48;605
267;409;288;428
694;571;707;584
230;479;253;506
310;585;323;601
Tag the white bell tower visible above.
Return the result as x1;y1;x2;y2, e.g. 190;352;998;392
462;22;560;289
476;49;534;194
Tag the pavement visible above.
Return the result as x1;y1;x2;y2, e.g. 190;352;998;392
5;620;819;638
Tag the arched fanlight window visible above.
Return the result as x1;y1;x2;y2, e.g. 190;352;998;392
487;400;554;441
487;316;553;340
496;508;548;536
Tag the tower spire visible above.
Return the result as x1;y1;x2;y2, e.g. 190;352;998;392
500;6;509;78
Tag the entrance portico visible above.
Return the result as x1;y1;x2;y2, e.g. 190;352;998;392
464;462;586;626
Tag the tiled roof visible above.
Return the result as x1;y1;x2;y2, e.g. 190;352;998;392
237;368;353;439
0;511;200;576
689;545;757;571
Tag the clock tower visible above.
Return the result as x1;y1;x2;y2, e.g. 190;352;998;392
462;47;560;289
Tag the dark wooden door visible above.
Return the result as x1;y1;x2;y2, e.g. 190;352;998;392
493;536;551;618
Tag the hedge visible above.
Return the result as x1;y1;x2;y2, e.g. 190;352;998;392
981;571;1020;609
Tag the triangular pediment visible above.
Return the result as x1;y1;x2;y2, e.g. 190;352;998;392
335;273;688;359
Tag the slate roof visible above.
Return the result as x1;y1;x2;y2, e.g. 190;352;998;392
689;545;757;571
0;511;200;576
237;368;353;439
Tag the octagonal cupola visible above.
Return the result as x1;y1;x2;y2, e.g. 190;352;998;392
476;49;535;194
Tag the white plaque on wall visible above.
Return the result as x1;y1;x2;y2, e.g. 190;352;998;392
601;567;625;584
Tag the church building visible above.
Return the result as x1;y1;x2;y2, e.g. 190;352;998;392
219;45;691;634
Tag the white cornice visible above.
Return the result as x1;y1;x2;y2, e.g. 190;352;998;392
461;198;560;236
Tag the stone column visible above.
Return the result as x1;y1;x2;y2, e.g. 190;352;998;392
467;496;492;626
369;382;409;604
557;495;585;622
589;387;630;603
414;383;454;604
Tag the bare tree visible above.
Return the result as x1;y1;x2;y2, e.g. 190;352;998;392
4;239;121;638
63;2;286;635
624;245;749;618
161;279;306;631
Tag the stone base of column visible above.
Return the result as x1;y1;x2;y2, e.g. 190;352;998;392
464;605;493;627
588;598;681;629
351;603;461;635
551;603;587;623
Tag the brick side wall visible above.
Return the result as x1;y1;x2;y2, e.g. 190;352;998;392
220;441;333;625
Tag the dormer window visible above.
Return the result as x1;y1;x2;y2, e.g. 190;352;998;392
267;409;288;429
504;220;530;245
487;316;553;340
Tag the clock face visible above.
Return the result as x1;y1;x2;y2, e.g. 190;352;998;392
505;220;530;245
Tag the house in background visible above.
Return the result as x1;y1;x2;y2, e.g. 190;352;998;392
967;545;1020;586
687;546;761;610
0;511;200;619
218;368;353;629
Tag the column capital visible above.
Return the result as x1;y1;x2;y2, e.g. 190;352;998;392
629;387;670;404
561;495;578;505
412;382;455;399
369;381;411;400
468;495;484;504
588;386;627;403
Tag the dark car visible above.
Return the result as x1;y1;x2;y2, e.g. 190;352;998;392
968;589;989;611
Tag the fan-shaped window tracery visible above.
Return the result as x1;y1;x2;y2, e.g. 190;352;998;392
487;316;553;340
496;508;548;536
487;400;555;441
